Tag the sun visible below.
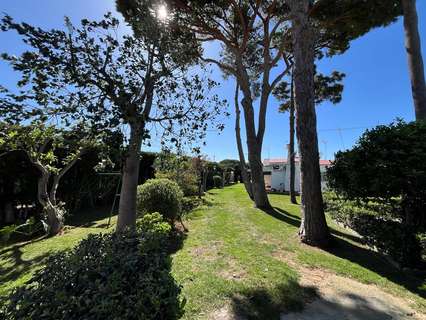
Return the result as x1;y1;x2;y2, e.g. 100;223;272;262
157;4;168;21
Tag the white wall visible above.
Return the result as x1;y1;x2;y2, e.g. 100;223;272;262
263;162;328;192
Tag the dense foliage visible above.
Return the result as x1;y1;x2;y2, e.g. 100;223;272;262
2;213;184;320
212;175;223;189
0;13;226;231
326;121;426;267
327;120;426;227
0;122;100;235
137;179;183;222
154;152;199;197
324;193;423;267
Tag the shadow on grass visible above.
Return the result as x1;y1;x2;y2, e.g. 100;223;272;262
268;207;364;244
230;279;318;320
67;206;112;227
0;237;52;294
168;226;188;254
325;237;426;299
260;206;426;300
280;290;407;320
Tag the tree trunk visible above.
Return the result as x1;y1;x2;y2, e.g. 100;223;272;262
402;0;426;120
289;71;298;204
116;121;144;232
36;167;63;236
202;168;207;192
244;118;270;209
49;155;82;206
234;83;254;199
237;69;271;209
290;0;330;246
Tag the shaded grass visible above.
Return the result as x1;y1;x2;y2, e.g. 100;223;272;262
0;209;116;299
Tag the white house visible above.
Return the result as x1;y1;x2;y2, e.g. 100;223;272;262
263;158;331;193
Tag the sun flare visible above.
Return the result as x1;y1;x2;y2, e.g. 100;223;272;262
157;4;168;21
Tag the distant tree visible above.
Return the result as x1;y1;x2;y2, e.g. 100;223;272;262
0;14;225;231
401;0;426;120
0;122;96;235
154;151;199;197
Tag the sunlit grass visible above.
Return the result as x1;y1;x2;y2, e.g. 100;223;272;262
1;184;425;318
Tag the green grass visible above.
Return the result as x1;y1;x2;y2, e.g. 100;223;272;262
1;184;425;319
173;184;426;318
0;208;116;298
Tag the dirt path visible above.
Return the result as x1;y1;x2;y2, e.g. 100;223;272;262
209;258;424;320
281;267;425;320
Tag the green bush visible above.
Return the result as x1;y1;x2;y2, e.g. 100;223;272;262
3;213;184;320
154;152;200;196
212;175;222;188
156;172;199;197
137;178;184;222
327;120;426;229
324;193;422;267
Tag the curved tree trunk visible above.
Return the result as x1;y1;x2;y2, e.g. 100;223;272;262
290;0;330;247
289;71;298;204
117;121;144;232
237;69;271;209
402;0;426;120
234;83;253;199
35;165;63;236
242;96;270;208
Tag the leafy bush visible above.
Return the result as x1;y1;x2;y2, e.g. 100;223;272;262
3;213;184;320
137;178;184;222
212;175;222;188
327;120;426;229
156;172;198;197
154;152;200;196
326;121;426;267
324;193;422;267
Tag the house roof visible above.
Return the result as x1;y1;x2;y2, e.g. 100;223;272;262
263;158;332;166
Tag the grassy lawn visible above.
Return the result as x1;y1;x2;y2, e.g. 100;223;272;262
1;184;425;318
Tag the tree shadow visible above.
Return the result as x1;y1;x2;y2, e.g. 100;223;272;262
268;207;364;245
281;290;409;320
168;227;188;254
0;239;52;288
229;279;318;320
67;206;111;227
325;237;426;298
260;207;426;299
260;207;300;228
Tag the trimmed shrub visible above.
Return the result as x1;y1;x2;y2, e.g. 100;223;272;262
137;178;183;222
212;175;222;188
3;213;184;320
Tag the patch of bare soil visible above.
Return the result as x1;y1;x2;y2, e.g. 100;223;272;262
190;240;223;262
281;272;425;320
208;249;425;320
218;258;248;282
208;304;245;320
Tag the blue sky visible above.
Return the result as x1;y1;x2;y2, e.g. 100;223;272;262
1;1;425;162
